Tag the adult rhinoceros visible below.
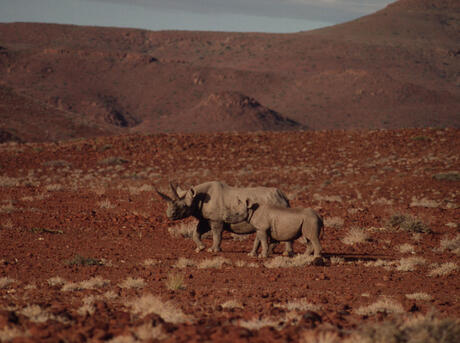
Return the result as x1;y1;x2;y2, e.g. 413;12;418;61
156;181;291;255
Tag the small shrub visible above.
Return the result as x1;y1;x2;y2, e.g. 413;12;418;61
386;214;432;233
264;254;315;268
438;234;460;255
433;172;460;182
173;257;196;269
165;272;186;291
127;294;191;324
118;277;145;289
65;254;104;266
396;243;416;254
47;276;66;287
0;277;16;289
31;227;64;234
355;297;404;316
274;298;320;312
198;257;232;269
221;299;243;309
405;292;432;301
342;227;370;245
396;256;426;272
428;262;458;277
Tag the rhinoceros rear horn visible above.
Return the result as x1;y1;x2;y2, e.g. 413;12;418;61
169;182;180;199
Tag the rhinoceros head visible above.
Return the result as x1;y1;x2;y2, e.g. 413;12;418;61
156;182;194;220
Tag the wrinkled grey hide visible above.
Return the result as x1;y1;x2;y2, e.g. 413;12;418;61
156;181;291;254
246;203;323;258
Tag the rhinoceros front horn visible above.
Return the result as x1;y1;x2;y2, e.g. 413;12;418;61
154;186;172;202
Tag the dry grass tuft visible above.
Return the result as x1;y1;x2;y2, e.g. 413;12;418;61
428;262;458;277
0;326;30;341
342;227;370;245
173;257;196;269
0;277;16;289
168;221;196;238
300;330;340;343
386;214;432;234
197;257;232;269
438;234;460;256
127;294;191;324
264;254;315;268
324;217;344;228
396;256;426;272
405;292;432;301
354;297;404;316
165;272;186;291
396;243;416;254
47;276;66;287
221;299;244;310
118;277;145;289
274;298;320;312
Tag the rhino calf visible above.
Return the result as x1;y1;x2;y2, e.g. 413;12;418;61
246;203;323;258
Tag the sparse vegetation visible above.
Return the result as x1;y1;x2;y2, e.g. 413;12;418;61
433;172;460;182
118;277;145;289
127;294;191;324
386;214;432;233
64;254;104;266
428;262;458;277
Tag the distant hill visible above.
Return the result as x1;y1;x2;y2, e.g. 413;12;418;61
0;0;458;142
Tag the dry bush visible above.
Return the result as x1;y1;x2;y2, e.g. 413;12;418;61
127;294;191;324
274;298;320;312
386;214;432;234
198;257;232;269
342;227;370;245
143;259;160;266
98;199;116;209
433;172;460;182
165;272;186;291
221;299;244;310
405;293;432;301
355;297;404;316
47;276;66;287
0;277;16;289
0;327;30;341
365;259;396;270
173;257;196;269
324;217;344;228
396;256;426;272
65;254;104;266
345;312;460;343
410;197;440;208
237;317;281;331
234;260;260;268
264;254;315;268
396;243;416;254
79;276;110;289
428;262;458;277
313;194;342;203
20;305;71;324
438;234;460;255
118;277;145;289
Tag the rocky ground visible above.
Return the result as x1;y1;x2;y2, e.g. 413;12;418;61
1;128;459;342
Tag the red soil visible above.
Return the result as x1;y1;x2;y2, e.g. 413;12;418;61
0;129;459;341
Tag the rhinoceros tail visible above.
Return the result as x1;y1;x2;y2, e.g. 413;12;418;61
318;215;324;240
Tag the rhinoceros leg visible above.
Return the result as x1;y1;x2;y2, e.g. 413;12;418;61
256;230;270;258
282;241;294;257
193;220;210;253
248;236;260;257
208;220;223;253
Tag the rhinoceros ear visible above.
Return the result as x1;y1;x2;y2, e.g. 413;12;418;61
246;199;259;211
184;187;196;206
176;184;188;198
